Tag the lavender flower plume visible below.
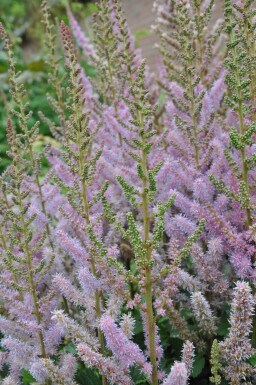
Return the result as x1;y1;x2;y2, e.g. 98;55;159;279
78;343;132;385
100;315;151;377
181;341;194;377
67;7;97;62
191;292;217;335
163;363;188;385
220;281;256;384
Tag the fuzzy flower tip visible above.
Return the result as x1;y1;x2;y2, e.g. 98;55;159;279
191;291;216;335
182;341;194;376
77;343;132;385
163;362;188;385
99;315;150;375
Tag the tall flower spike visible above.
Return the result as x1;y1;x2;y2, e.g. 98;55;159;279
0;22;55;252
41;0;68;140
100;315;151;376
220;281;255;384
0;23;58;384
181;341;195;377
100;13;205;384
209;0;256;346
67;7;97;62
162;340;194;385
210;339;222;385
77;343;132;385
191;291;217;335
154;0;226;174
153;0;225;86
54;16;130;385
90;0;141;104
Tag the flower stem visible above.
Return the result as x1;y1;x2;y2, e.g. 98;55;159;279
141;129;158;385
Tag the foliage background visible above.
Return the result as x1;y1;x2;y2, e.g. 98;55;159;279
0;0;96;172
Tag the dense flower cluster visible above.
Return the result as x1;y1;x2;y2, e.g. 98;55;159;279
0;0;256;384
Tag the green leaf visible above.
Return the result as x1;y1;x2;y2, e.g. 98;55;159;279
60;0;68;6
133;310;143;335
62;342;77;355
248;353;256;367
75;364;101;385
26;59;46;72
217;312;230;337
134;29;151;38
192;355;205;378
130;366;147;384
21;369;36;384
86;3;99;14
134;29;151;47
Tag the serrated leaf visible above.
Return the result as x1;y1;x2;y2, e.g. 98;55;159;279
21;369;36;384
192;355;205;378
133;313;143;335
130;366;147;384
217;312;230;337
75;365;101;385
248;353;256;367
62;342;77;354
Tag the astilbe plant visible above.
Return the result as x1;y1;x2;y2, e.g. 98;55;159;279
152;0;233;355
47;4;203;384
1;0;256;384
152;0;227;277
42;1;204;384
50;17;131;385
40;4;152;384
0;24;62;385
64;0;256;381
209;0;256;348
209;0;256;279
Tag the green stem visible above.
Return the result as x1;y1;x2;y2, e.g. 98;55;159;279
16;170;47;359
90;256;107;385
5;27;51;385
10;71;52;384
105;44;122;148
244;12;256;120
230;27;256;347
234;53;252;229
196;5;204;82
189;78;199;171
0;224;23;301
76;109;107;385
140;124;158;385
243;10;256;349
9;60;55;255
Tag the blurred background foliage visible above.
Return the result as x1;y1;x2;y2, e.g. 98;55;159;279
0;0;97;172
